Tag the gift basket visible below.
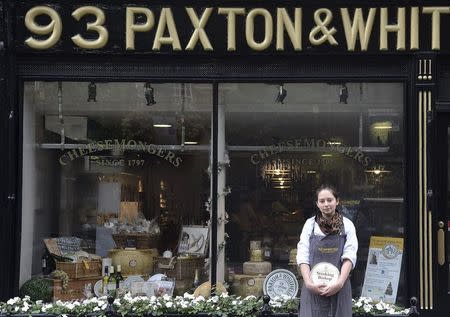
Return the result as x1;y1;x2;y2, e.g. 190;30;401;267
43;237;102;301
105;212;160;249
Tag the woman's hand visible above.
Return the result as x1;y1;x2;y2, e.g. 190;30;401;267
319;281;344;297
305;281;327;295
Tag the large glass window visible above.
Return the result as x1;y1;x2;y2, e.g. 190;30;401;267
220;83;406;304
21;82;211;298
20;81;406;305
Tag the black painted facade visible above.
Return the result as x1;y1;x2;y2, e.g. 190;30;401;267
1;1;450;316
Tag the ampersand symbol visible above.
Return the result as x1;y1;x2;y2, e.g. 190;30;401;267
309;8;338;46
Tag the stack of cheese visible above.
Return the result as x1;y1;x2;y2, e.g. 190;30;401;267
231;240;272;297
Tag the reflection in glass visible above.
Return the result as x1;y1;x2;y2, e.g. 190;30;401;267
221;83;406;303
21;82;211;298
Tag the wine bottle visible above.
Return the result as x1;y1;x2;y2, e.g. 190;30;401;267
107;266;116;293
102;266;109;295
115;265;124;289
41;249;53;276
193;268;201;288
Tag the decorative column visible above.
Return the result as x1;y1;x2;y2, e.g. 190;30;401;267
415;53;436;310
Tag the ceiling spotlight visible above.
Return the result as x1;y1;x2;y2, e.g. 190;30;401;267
275;84;287;104
339;84;348;104
153;124;172;128
144;82;156;106
87;82;97;102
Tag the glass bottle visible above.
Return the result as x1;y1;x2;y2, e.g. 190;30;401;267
41;249;53;275
108;266;116;293
115;265;124;289
102;266;109;295
193;268;201;288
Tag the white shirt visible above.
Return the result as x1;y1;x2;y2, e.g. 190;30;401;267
296;216;358;269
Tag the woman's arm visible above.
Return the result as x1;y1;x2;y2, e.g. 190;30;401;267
341;218;358;268
319;259;352;297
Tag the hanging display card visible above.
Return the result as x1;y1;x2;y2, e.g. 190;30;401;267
361;236;404;304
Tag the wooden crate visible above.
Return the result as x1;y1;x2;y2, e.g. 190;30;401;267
52;276;100;302
56;259;102;279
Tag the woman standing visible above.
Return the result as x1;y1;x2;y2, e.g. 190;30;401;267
297;185;358;317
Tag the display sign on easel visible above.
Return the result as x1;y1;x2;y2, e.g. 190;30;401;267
361;236;404;304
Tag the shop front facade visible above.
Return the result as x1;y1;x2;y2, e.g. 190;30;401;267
0;0;449;316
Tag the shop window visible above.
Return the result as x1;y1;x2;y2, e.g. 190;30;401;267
21;82;211;299
220;83;407;305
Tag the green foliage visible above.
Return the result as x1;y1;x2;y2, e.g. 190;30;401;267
19;277;52;302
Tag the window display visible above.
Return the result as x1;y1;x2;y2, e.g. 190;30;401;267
220;83;406;303
21;82;212;299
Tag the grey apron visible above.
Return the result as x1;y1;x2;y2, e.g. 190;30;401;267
298;222;352;317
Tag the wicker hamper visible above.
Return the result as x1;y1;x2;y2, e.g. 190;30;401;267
155;256;204;280
112;233;159;249
56;259;102;279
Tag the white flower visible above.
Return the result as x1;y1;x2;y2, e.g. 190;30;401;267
220;293;229;298
387;308;396;314
376;303;384;310
42;303;53;312
166;302;173;308
7;297;20;305
184;293;195;299
363;304;373;313
62;314;68;317
244;295;256;300
93;307;100;312
232;301;237;305
66;303;75;310
281;294;290;301
101;304;107;310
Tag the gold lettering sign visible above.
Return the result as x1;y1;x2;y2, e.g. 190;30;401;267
25;6;62;49
22;5;450;52
126;7;155;50
71;6;108;49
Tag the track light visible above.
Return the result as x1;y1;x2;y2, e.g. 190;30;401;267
275;84;287;104
144;82;156;106
87;82;97;102
339;84;348;104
